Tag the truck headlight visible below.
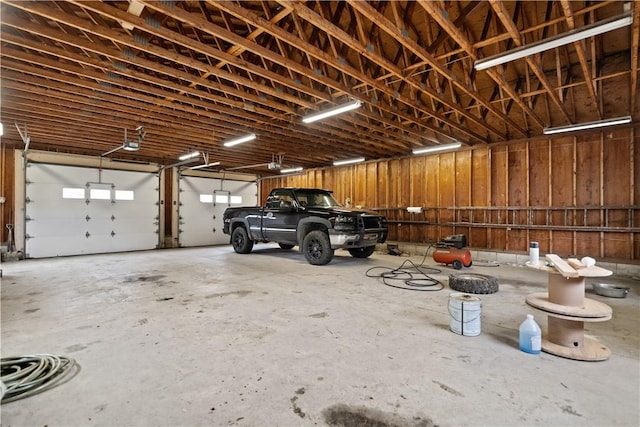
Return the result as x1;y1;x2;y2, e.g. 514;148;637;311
335;215;354;224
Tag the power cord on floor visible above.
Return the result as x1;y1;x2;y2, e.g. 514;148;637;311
366;245;444;291
1;354;78;403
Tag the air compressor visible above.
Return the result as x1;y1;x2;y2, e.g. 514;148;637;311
432;234;472;269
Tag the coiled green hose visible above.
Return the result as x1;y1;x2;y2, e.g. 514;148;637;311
1;354;77;403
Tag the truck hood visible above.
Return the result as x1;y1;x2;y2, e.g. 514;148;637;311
307;207;381;216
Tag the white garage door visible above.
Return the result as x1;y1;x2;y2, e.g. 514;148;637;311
25;163;159;258
178;175;257;247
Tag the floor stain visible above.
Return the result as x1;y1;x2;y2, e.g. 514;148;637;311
323;403;436;427
309;312;328;318
290;395;306;419
205;290;252;299
432;380;464;397
24;308;40;314
156;297;174;301
560;404;582;417
123;274;167;283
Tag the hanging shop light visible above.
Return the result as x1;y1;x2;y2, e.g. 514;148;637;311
189;162;221;170
412;142;462;155
474;12;632;71
178;150;200;161
302;100;362;124
333;157;365;166
280;167;304;174
223;133;256;147
542;116;632;135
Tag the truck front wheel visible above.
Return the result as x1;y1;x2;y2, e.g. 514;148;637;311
231;226;253;254
348;246;376;258
302;230;334;265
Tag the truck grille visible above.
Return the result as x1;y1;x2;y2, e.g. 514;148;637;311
362;215;386;229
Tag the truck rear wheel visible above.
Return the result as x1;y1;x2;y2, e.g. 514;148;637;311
231;226;253;254
303;230;333;265
348;246;376;258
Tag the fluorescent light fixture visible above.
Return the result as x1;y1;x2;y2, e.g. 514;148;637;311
302;100;362;124
0;123;3;136
412;142;462;155
543;116;632;135
280;167;303;174
189;161;221;170
223;133;256;147
333;157;365;166
474;12;633;71
179;151;200;161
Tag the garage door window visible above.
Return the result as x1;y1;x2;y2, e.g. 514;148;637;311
62;187;85;199
230;196;242;204
115;190;134;201
90;188;111;200
199;194;213;203
215;194;228;204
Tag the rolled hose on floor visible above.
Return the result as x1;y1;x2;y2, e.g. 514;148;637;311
1;354;78;403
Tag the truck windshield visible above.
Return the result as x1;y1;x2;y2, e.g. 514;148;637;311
294;190;341;208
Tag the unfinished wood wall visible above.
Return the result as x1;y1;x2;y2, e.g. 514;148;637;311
262;128;640;261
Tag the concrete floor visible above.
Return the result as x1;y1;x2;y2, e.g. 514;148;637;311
1;244;639;426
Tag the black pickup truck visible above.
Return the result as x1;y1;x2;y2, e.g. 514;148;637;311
222;187;388;265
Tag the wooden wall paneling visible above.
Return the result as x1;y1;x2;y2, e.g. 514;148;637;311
424;155;439;243
353;163;366;207
602;129;632;259
334;167;349;206
528;139;551;253
323;169;334;196
634;128;639;260
438;152;455;241
410;156;425;242
550;137;575;255
508;142;528;251
387;159;401;241
575;135;601;228
573;134;603;258
490;145;508;250
306;170;315;188
0;146;16;245
454;150;471;245
314;170;324;189
376;161;388;209
470;148;489;248
366;162;378;209
398;158;412;241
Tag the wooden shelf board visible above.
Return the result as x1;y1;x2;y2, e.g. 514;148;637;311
542;336;611;361
526;293;612;319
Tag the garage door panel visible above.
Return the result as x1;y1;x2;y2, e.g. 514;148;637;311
179;175;257;247
26;163;159;258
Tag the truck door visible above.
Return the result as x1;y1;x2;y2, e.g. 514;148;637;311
262;189;298;244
